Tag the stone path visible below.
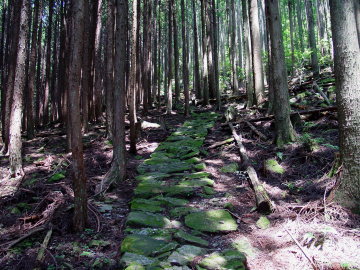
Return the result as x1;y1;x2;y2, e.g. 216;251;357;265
119;112;247;270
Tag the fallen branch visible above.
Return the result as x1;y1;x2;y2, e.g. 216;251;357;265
222;106;337;126
228;123;275;213
245;121;268;140
312;82;331;105
1;226;46;250
208;138;234;149
34;228;53;269
284;226;319;270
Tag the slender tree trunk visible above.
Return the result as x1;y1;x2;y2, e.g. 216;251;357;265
105;0;115;139
201;0;209;105
206;0;216;100
305;0;320;76
288;0;296;76
192;0;201;99
9;0;29;178
242;0;254;108
249;0;265;105
212;0;220;109
266;0;296;147
330;0;360;209
129;0;139;153
43;0;54;126
68;0;87;232
93;0;103;121
229;0;239;94
106;0;127;183
296;0;304;52
167;0;174;114
354;0;360;46
173;2;180;104
143;0;152;114
181;0;190;116
27;0;42;139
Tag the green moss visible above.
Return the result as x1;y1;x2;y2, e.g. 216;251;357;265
199;250;246;270
220;163;239;173
265;159;285;174
135;173;171;182
154;196;189;206
184;210;238;232
174;230;209;247
179;178;214;187
121;234;169;256
170;207;198;218
131;199;165;213
126;212;171;228
256;216;270;229
203;186;216;195
186;172;212;179
166;186;196;197
120;253;158;267
194;163;207;171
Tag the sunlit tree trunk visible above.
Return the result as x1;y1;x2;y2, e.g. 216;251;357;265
181;0;190;116
166;0;174;114
192;0;201;99
330;0;360;209
305;0;319;76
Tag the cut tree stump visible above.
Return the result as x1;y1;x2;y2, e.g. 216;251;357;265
228;123;275;213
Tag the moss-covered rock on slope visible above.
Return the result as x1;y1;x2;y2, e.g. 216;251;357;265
184;210;238;232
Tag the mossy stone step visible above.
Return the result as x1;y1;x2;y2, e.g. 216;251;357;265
167;245;207;266
131;199;165;213
174;230;209;247
121;234;176;257
184;210;238;232
126;212;171;228
120;253;158;267
199;250;247;270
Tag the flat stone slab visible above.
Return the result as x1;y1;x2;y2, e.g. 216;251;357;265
120;252;158;267
167;245;206;266
121;234;170;256
199;250;247;270
185;210;238;232
175;230;209;247
126;212;171;228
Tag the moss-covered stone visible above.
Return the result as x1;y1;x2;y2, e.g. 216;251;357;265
203;186;216;195
130;199;165;213
174;230;209;247
170;207;197;218
220;163;239;173
167;245;206;266
126;212;171;228
135;172;171;182
134;182;168;198
199;250;246;270
231;237;259;258
179;178;214;188
137;159;192;174
186;172;212;179
120;253;158;267
124;263;146;270
166;185;196;197
121;235;170;256
264;159;285;175
256;216;270;229
124;228;175;241
194;163;207;171
155;196;189;206
184;210;238;232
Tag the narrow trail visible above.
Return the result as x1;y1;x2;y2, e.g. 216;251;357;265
119;112;247;269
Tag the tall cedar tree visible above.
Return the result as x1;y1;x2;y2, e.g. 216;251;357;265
68;0;87;231
330;0;360;208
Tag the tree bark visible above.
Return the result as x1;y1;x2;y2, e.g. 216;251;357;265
9;0;30;178
266;0;296;147
305;0;320;76
68;0;87;231
192;0;201;99
249;0;265;105
173;2;180;104
330;0;360;208
180;0;190;116
229;0;239;94
129;0;139;153
201;0;209;105
166;0;174;114
296;0;304;52
288;0;296;76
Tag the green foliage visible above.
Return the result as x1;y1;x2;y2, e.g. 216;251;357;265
48;172;66;183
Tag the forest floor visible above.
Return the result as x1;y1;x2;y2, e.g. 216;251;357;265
0;72;360;270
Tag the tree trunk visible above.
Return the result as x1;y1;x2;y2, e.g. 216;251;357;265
330;0;360;209
296;0;304;52
212;0;220;109
192;0;201;99
266;0;296;147
68;0;87;232
181;0;190;116
249;0;265;105
242;0;254;108
206;0;216;100
129;0;139;153
105;0;115;139
103;0;127;187
9;0;30;178
229;0;239;94
201;0;209;105
143;0;152;114
27;0;42;139
93;0;103;122
173;2;180;104
166;0;174;114
305;0;320;76
288;0;296;76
